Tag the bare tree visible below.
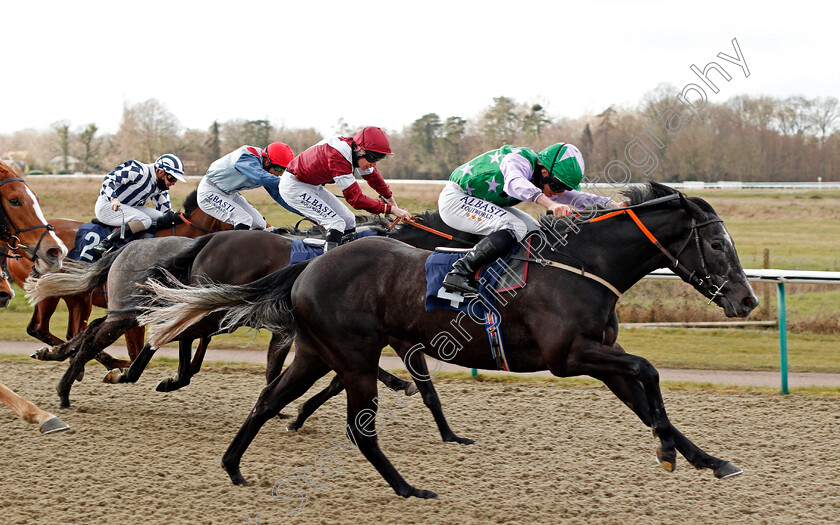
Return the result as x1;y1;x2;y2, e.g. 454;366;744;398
78;123;100;172
51;120;71;173
809;96;839;145
115;99;180;161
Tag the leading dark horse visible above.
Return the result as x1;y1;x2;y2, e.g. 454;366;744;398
139;182;758;498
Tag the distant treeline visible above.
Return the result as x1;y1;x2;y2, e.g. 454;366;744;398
2;85;838;182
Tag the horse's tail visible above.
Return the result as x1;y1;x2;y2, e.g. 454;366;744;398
24;250;122;305
138;259;312;347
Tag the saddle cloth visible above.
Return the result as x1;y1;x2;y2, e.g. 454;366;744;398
68;221;138;262
287;230;379;266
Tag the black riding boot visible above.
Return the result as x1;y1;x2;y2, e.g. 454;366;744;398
324;229;343;252
233;223;250;231
442;229;517;294
341;228;357;245
91;229;123;257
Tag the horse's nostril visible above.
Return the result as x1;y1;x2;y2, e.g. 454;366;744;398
743;296;757;308
47;248;60;259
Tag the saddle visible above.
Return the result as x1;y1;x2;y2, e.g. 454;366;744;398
423;238;535;372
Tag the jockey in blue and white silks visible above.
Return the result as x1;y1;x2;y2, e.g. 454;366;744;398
197;143;295;230
92;153;187;255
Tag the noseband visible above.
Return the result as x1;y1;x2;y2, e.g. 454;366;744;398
0;177;56;273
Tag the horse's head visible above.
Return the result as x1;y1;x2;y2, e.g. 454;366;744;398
624;182;758;318
0;166;67;272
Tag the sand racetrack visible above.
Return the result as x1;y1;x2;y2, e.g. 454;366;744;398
2;358;839;525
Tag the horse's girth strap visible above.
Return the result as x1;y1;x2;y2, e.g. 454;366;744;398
543;260;622;297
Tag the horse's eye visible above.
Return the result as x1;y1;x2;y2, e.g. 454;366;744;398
9;197;21;206
711;241;723;251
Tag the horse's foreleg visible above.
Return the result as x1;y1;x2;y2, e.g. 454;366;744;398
26;298;64;347
0;380;70;433
376;368;418;396
397;347;474;444
566;336;677;472
595;344;742;479
222;350;331;486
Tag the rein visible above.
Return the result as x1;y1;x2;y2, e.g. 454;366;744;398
0;177;56;271
519;193;726;301
390;216;475;247
179;212;217;234
582;197;726;301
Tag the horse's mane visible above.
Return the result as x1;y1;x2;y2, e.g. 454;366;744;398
182;190;199;215
539;181;716;232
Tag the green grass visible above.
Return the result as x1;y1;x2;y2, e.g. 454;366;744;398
618;327;840;373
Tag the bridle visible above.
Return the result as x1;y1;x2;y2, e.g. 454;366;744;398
0;177;55;268
533;193;728;303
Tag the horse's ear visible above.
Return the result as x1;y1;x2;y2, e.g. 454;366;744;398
679;192;704;219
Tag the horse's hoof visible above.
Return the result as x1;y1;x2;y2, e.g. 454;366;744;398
408;488;439;500
103;369;122;384
223;464;250;486
39;416;70;434
405;384;419;396
30;348;47;360
656;446;677;472
155;379;171;392
714;461;743;479
285;423;301;432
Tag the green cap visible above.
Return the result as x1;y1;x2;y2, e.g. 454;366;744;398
537;143;584;191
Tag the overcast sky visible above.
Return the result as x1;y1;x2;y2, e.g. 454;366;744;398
2;0;837;137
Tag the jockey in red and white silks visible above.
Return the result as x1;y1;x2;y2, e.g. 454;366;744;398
279;127;411;250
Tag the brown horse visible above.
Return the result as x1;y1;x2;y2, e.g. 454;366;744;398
0;164;67;273
0;168;70;434
17;190;230;370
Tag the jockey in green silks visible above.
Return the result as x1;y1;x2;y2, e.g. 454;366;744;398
439;143;621;294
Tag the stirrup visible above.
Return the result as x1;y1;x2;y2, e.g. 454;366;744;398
442;273;478;295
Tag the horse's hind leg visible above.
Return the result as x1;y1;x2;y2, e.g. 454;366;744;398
397;344;474;444
342;363;438;499
222;350;332;486
265;332;291;383
596;365;742;479
156;340;193;392
57;317;134;409
286;367;417;431
32;317;107;362
190;337;211;376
